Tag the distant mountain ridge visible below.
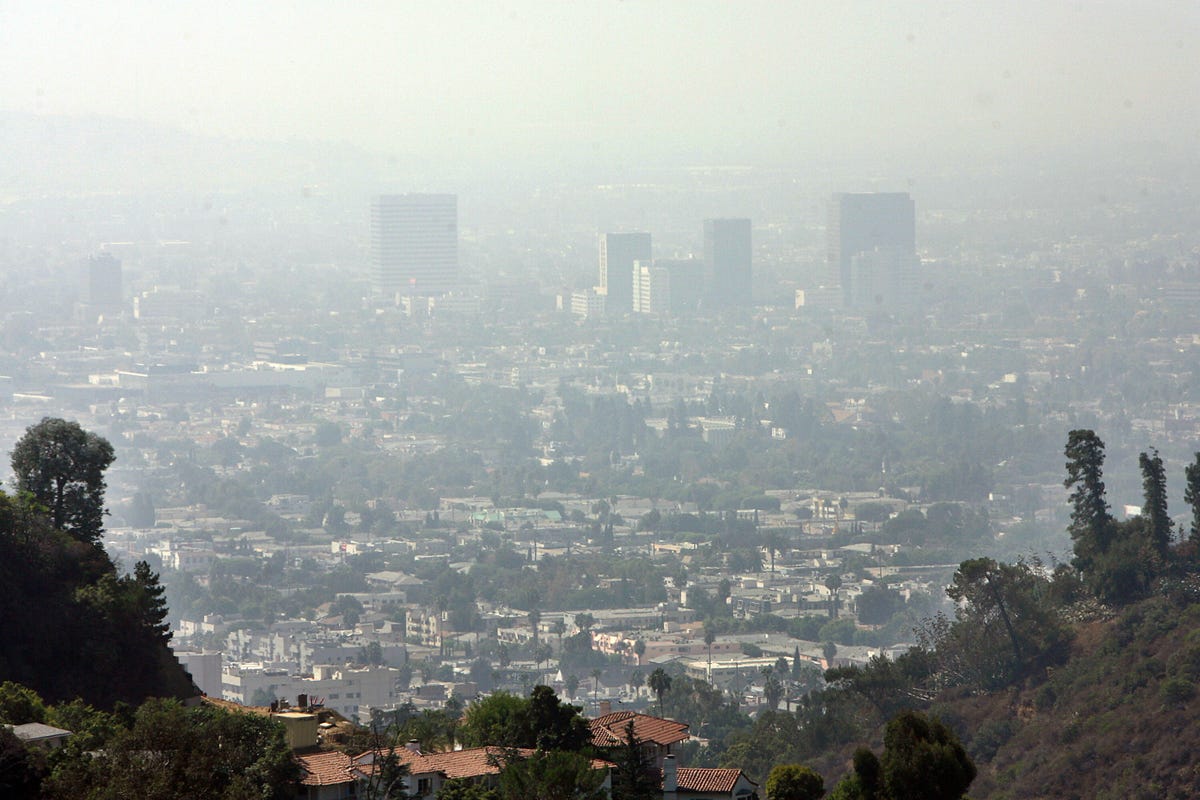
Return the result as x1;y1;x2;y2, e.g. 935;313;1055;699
0;110;400;197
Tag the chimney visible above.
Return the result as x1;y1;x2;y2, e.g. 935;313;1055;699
663;755;678;796
599;700;612;716
406;739;421;755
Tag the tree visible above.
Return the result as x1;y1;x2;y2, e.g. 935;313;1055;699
943;557;1071;689
590;668;603;708
438;778;499;800
313;421;342;447
879;711;975;800
763;530;787;574
45;698;297;800
457;693;530;748
528;608;542;650
360;641;386;666
705;627;716;680
127;492;155;529
527;686;589;752
0;682;48;725
0;725;44;800
762;668;783;711
10;418;115;545
1064;429;1112;572
534;643;553;683
611;719;658;800
551;619;567;654
1185;452;1200;544
1139;448;1172;554
647;668;672;716
496;749;608;800
765;764;826;800
828;748;883;800
856;585;904;626
129;561;171;647
357;740;413;800
824;574;842;619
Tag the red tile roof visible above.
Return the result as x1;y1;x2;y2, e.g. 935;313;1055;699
358;746;612;780
297;750;355;786
676;768;752;794
589;711;690;748
400;746;535;778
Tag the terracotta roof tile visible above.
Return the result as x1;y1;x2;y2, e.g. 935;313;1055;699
403;746;534;778
297;750;355;786
357;747;612;781
675;767;752;794
589;711;690;748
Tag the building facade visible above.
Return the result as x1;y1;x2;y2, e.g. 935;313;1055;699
702;219;752;309
371;194;458;298
600;232;652;314
827;192;915;309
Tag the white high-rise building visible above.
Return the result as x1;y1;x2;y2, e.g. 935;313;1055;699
371;194;458;297
632;260;671;315
599;232;652;314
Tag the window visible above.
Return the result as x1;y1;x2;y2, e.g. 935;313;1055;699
417;778;432;796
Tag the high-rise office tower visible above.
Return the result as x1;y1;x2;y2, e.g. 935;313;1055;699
599;232;652;314
828;193;915;308
702;218;752;308
86;252;123;313
371;194;458;297
631;260;670;315
847;246;920;309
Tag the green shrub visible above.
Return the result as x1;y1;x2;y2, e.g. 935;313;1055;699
1160;677;1195;706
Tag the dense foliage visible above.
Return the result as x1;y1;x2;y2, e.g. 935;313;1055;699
0;419;193;709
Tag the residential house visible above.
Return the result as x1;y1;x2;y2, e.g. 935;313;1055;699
664;756;758;800
297;744;612;800
588;710;689;769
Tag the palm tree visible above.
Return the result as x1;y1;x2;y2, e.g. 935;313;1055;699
647;668;672;717
591;668;603;710
763;530;786;573
528;607;542;648
704;627;716;683
762;667;782;711
824;574;842;619
535;643;553;685
552;619;567;655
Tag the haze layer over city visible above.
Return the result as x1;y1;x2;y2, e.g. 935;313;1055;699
2;2;1200;799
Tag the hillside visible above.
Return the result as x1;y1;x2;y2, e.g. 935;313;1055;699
777;589;1200;800
0;493;198;709
0;419;197;710
940;592;1200;800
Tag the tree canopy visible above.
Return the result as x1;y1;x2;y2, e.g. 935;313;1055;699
10;417;115;545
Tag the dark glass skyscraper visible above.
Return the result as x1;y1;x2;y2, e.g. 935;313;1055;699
702;218;752;309
828;193;915;308
599;232;652;314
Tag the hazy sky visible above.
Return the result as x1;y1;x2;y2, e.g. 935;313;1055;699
2;1;1197;169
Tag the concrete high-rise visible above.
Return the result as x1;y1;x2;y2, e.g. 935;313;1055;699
599;232;652;314
371;194;458;297
702;218;752;308
86;252;122;314
828;193;915;308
